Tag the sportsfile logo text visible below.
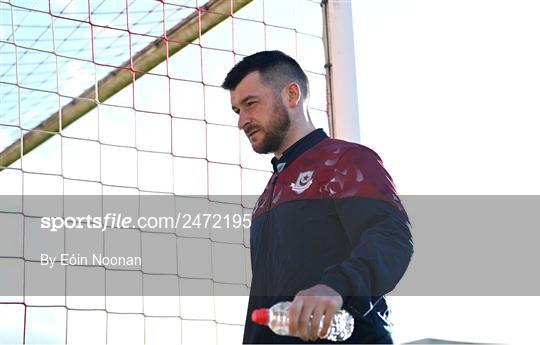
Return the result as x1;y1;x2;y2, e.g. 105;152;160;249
40;212;251;232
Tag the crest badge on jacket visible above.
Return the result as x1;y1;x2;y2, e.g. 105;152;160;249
290;170;314;194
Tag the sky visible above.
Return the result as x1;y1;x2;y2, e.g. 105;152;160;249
352;0;540;196
352;0;540;343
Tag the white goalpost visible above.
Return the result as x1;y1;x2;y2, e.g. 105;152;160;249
322;0;359;143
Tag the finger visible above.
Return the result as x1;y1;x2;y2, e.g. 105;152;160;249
309;304;326;341
320;307;336;340
287;299;303;337
298;301;316;341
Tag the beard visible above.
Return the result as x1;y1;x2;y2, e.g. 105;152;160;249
251;100;291;154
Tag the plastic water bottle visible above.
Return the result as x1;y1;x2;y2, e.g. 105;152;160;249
251;301;354;341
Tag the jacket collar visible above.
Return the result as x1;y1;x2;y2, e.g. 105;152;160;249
271;128;328;173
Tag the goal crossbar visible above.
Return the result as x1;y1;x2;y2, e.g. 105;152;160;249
0;0;252;172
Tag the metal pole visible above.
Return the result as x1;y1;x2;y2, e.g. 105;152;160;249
322;0;360;143
0;0;253;171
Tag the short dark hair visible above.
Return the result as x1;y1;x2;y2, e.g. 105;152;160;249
221;50;309;99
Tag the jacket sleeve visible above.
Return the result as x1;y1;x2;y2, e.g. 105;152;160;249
318;146;413;315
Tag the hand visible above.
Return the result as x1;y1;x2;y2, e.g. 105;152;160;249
287;284;343;341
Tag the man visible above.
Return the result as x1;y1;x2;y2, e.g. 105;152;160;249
222;51;413;344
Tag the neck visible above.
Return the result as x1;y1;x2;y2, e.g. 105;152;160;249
274;121;315;159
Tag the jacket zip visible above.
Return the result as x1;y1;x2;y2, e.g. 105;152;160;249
261;172;279;298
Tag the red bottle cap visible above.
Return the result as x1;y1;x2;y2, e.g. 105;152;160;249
251;308;270;325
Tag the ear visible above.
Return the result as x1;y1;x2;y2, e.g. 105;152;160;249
283;82;302;108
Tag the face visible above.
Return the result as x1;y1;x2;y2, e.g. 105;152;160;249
230;72;291;154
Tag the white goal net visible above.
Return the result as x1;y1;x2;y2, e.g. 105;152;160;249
0;0;334;344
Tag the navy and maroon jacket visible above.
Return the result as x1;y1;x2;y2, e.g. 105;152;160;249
243;129;413;344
